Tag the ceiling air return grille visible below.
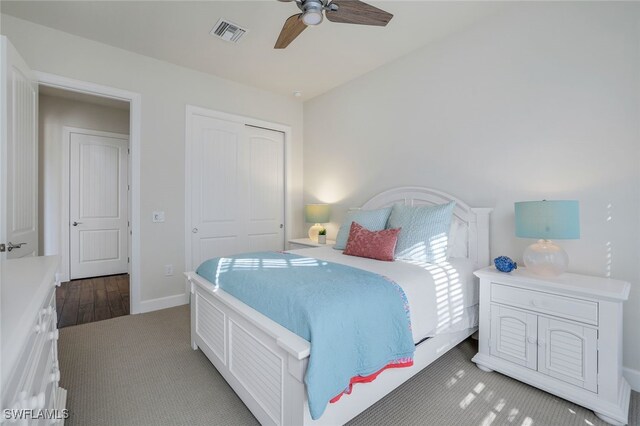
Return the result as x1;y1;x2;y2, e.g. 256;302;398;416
210;19;247;43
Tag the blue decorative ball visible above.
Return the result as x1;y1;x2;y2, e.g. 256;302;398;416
494;256;517;273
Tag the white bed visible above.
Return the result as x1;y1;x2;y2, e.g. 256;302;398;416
288;245;479;344
185;186;492;426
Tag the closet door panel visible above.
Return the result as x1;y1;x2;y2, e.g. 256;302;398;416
191;116;247;268
246;126;285;253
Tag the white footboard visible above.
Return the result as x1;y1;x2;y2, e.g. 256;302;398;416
188;272;310;426
187;272;476;426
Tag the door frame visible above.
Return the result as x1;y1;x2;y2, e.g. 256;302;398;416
61;126;130;282
36;71;142;314
184;105;292;271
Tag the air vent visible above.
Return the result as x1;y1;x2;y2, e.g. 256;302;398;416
210;19;247;43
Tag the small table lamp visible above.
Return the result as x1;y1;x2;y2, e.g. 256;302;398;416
305;204;331;242
515;200;580;276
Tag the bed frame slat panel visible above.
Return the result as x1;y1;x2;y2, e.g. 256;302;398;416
230;319;284;424
195;292;226;364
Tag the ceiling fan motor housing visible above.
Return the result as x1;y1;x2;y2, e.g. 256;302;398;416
300;0;325;26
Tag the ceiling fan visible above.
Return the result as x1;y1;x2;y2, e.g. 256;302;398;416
274;0;393;49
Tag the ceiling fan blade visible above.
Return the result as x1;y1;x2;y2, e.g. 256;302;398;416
326;0;393;26
274;14;307;49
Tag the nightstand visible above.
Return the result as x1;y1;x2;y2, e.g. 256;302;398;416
472;267;631;425
288;238;335;250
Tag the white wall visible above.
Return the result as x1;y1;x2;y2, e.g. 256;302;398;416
1;14;304;306
304;2;640;373
38;94;130;257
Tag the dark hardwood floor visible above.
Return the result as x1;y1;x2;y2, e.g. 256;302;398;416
56;274;130;328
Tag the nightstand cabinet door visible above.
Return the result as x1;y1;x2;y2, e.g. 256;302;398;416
490;304;537;370
537;317;598;392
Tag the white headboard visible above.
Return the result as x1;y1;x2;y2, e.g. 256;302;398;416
360;186;493;267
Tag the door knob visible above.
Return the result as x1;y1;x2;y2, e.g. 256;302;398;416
6;242;26;252
72;221;82;226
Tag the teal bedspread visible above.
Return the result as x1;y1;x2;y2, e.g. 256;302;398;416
196;251;414;420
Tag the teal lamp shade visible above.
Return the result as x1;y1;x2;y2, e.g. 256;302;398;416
304;204;331;224
514;200;579;276
515;200;580;240
305;204;331;242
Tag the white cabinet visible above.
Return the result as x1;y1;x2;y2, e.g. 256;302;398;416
287;238;335;250
1;256;67;424
473;267;631;425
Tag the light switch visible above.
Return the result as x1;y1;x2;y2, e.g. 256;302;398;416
152;211;165;223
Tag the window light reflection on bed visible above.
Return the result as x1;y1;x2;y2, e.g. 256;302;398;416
400;232;449;263
402;258;466;334
212;256;325;288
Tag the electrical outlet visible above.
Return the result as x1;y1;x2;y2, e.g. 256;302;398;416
152;211;165;223
164;264;174;276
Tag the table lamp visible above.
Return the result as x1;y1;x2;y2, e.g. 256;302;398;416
515;200;580;276
305;204;331;242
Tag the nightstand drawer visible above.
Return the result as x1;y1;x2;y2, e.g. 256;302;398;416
491;283;598;326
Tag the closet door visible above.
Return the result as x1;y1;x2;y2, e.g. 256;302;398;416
245;125;284;252
189;113;285;270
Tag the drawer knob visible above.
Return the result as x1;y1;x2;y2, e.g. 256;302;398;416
49;329;59;341
527;336;537;344
530;300;537;307
28;392;45;409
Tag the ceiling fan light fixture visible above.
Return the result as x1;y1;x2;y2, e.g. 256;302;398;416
302;8;323;26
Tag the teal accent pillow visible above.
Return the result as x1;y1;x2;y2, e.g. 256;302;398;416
334;207;392;250
388;202;456;263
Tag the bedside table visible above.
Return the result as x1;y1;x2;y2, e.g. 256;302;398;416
472;267;631;425
288;238;335;250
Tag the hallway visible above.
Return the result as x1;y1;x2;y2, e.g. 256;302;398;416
56;274;130;328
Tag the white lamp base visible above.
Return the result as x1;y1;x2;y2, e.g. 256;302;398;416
523;239;568;276
308;223;324;242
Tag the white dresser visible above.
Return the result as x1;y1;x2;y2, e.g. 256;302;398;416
1;256;67;424
472;267;631;425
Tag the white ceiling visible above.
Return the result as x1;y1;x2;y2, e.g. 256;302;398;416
1;1;509;100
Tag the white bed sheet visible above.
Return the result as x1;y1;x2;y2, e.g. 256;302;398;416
288;245;479;343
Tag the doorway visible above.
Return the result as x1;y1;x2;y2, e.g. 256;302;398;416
39;86;132;326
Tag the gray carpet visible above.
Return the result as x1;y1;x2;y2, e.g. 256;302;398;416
59;305;639;426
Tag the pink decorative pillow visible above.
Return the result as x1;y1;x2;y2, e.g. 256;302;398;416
343;222;401;262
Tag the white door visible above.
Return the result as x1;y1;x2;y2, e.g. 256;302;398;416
69;131;129;279
189;113;285;269
1;37;38;259
246;125;285;252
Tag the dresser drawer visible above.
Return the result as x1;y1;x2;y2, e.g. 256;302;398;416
491;283;598;325
4;286;57;413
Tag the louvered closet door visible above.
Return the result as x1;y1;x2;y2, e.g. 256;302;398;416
537;317;597;392
490;304;537;370
189;115;285;270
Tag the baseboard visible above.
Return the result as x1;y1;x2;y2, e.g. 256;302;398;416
624;367;640;392
139;292;189;313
